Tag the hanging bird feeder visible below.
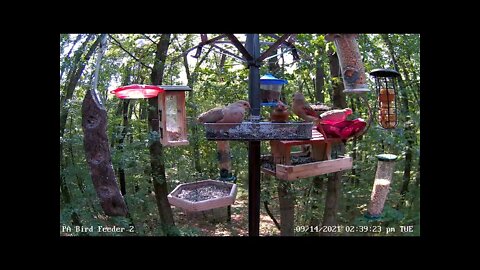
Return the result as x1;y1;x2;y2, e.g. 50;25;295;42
370;69;401;129
110;84;164;99
111;84;192;146
260;73;287;107
366;154;397;219
325;34;370;94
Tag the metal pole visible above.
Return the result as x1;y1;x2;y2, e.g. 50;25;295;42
246;34;261;236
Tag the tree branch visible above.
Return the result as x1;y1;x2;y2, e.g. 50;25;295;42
108;34;153;71
264;201;281;231
142;33;157;44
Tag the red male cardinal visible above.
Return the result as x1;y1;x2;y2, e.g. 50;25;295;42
291;92;328;138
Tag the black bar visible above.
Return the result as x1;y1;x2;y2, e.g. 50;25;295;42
257;34;291;62
246;34;261;236
226;34;254;61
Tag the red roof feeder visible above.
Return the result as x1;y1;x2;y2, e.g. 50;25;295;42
110;84;164;99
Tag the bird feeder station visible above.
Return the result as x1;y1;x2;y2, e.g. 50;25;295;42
370;69;400;129
157;85;191;146
325;34;370;94
111;84;192;146
366;154;397;218
260;73;288;107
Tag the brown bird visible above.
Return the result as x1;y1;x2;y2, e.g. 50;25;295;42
291;92;328;139
270;100;290;123
197;100;251;123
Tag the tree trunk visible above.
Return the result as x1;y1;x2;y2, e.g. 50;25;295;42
148;34;176;235
321;169;342;235
277;181;295;236
183;55;201;173
328;49;347;109
381;34;413;197
117;99;130;195
60;34;99;205
115;67;132;195
320;46;348;235
307;176;323;235
82;90;128;216
307;42;326;235
60;34;83;81
315;46;325;103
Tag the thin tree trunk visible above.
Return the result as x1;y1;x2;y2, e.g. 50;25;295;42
350;97;358;185
277;181;295;236
60;34;98;205
60;34;83;81
315;46;325;103
328;49;347;109
307;42;326;235
117;99;130;195
381;34;413;197
148;34;176;235
321;46;348;235
307;176;323;235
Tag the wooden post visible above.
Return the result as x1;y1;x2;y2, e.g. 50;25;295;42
216;141;232;179
270;140;295;236
82;90;128;216
216;140;233;221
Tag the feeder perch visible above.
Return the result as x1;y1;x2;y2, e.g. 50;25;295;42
204;121;313;141
325;34;370;94
366;154;397;219
370;69;401;129
110;84;192;146
260;74;287;107
167;180;237;212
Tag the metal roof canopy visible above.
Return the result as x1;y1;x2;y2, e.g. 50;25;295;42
158;85;192;91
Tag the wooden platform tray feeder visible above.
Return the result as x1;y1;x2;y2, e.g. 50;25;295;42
204;121;313;141
167;180;237;212
261;129;353;180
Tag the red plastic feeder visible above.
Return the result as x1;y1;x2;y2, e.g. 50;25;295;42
110;84;164;99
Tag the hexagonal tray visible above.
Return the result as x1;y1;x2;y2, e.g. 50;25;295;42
167;180;237;212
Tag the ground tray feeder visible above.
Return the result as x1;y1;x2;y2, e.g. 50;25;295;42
167;180;237;212
204;121;313;141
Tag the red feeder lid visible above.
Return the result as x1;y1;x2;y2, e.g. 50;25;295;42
110;84;165;99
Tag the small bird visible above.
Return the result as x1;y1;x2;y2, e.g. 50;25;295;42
291;92;328;138
270;100;290;123
197;100;250;123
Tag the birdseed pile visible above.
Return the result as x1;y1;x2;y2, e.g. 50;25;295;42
176;185;231;202
367;178;391;216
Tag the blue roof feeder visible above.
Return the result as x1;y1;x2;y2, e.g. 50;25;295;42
260;74;287;107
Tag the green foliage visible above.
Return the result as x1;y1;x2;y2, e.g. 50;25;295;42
60;34;420;236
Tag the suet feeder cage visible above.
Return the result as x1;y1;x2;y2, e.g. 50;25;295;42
260;73;287;107
370;69;400;129
366;154;397;218
325;34;370;94
111;84;192;146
